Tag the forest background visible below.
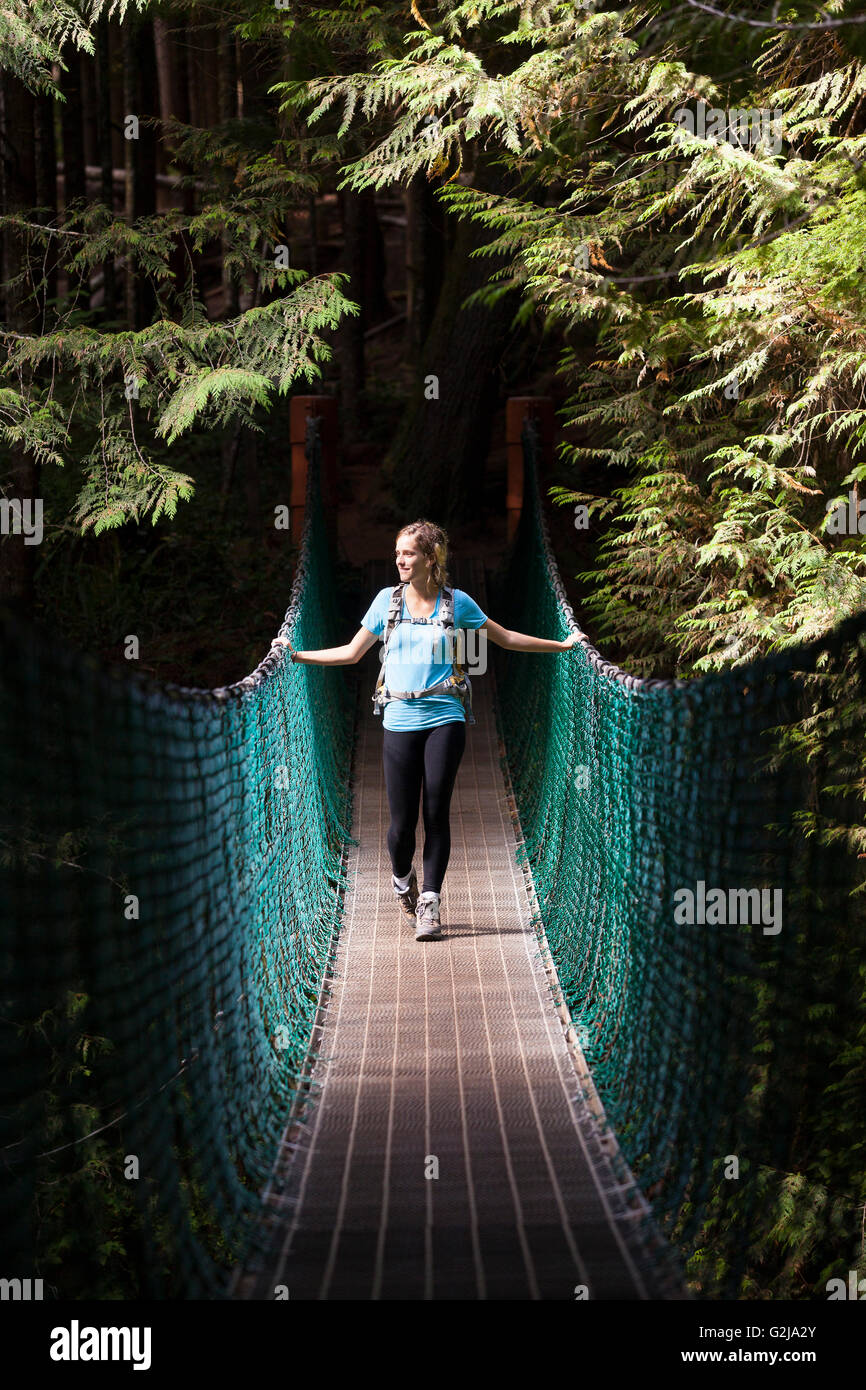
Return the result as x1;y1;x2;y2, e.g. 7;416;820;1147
1;0;865;1299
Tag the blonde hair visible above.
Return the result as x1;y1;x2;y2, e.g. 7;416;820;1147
396;519;450;590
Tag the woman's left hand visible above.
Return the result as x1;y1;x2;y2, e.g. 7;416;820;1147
271;636;298;660
560;632;581;651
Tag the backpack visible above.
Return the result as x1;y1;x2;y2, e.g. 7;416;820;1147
371;583;476;725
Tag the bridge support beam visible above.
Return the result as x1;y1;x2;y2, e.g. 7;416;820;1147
290;395;338;546
506;397;554;542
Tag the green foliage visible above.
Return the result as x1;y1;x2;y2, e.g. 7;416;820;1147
0;202;356;531
0;0;151;93
274;0;866;666
21;985;249;1297
677;1160;865;1299
22;990;140;1298
285;0;866;1297
4;0;866;1299
0;21;360;535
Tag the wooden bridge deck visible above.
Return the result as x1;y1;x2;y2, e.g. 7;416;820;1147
232;560;685;1300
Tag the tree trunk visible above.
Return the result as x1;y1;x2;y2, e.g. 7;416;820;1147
405;171;447;364
0;73;40;612
235;36;245;120
335;189;394;449
217;25;239;317
95;15;117;323
335;188;366;449
156;18;198;322
35;91;58;315
385;152;517;524
60;53;86;198
217;24;236;126
122;17;158;328
60;49;88;307
241;429;261;543
362;192;391;326
308;189;318;275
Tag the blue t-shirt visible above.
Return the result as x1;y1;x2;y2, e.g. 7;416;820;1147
361;585;488;730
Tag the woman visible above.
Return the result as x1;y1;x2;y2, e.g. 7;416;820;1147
272;520;578;942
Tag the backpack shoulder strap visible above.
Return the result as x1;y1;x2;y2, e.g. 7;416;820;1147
383;583;405;650
372;584;405;715
440;587;465;666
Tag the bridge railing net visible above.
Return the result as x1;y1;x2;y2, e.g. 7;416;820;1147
0;416;354;1297
490;418;866;1296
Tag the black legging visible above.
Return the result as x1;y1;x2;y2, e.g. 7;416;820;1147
382;721;467;894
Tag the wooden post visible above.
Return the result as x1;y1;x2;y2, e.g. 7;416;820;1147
506;397;554;542
290;395;338;545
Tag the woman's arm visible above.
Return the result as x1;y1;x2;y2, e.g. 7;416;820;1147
481;617;580;653
271;625;380;666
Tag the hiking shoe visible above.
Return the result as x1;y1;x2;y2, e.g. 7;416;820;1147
415;891;443;941
393;866;419;916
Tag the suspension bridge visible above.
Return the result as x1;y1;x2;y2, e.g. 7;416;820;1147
2;402;865;1300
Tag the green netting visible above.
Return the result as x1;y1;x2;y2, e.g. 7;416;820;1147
0;417;356;1297
3;410;865;1300
490;419;866;1296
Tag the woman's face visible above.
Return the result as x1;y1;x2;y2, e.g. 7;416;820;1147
396;534;434;587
